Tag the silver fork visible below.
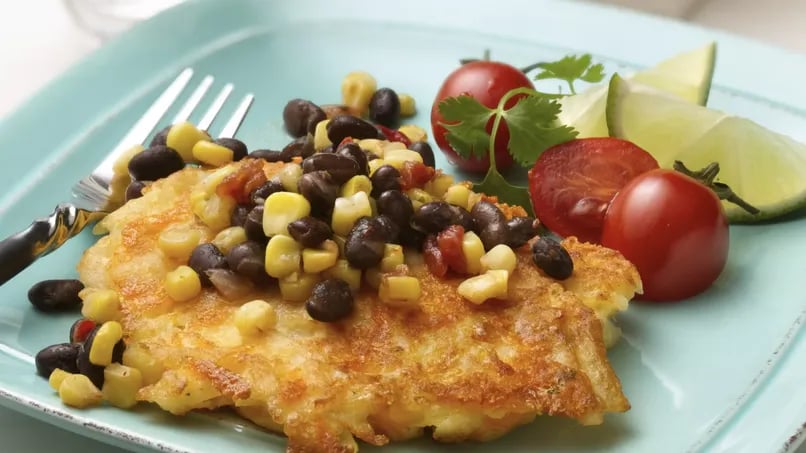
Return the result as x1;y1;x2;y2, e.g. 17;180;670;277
0;68;254;286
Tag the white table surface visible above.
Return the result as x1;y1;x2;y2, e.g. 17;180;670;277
0;1;804;452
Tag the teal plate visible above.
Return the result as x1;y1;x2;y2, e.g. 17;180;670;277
0;0;804;452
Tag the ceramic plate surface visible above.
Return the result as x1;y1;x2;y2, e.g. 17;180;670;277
0;0;803;452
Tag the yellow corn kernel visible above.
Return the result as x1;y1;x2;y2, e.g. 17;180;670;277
89;321;123;366
191;191;236;232
340;175;372;198
122;345;164;386
457;270;509;304
102;364;143;409
49;369;72;391
279;162;303;192
302;239;339;273
341;71;377;114
323;260;362;291
212;226;247;254
331;191;372;236
264;234;302;278
234;299;277;336
380;141;407;154
398;124;427;143
113;144;144;176
424;173;455;199
406;188;433;207
313;119;332;151
398;94;416;118
380;244;404;273
443;184;472;210
332;235;347;256
379;275;421;307
466;191;484;211
192;140;234;167
158;228;201;260
279;272;320;302
166;121;208;162
164;265;202;302
368;158;386;176
263;192;311;237
480;244;517;274
80;289;121;323
364;267;383;290
461;231;485;275
384;149;424;170
358;138;385;157
369;197;378;217
58;374;102;409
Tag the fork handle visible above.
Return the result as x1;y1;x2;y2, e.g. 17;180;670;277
0;204;105;286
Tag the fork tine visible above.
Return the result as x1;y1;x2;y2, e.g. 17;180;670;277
198;83;234;131
172;75;214;124
217;94;254;139
110;68;193;157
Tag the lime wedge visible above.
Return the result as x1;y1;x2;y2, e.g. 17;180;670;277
558;42;716;137
606;74;806;222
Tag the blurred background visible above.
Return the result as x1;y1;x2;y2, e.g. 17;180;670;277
1;0;805;118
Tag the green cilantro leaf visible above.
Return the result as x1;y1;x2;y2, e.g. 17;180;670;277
534;54;605;94
438;96;494;159
473;169;534;216
502;96;577;167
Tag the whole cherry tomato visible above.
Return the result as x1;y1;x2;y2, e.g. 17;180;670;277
527;137;659;244
431;61;533;174
601;169;729;302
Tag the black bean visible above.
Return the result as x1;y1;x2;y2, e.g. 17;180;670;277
287;216;332;248
319;144;335;154
226;241;266;282
128;145;185;181
408;141;436;168
305;279;354;322
375;215;401;243
470;200;507;232
230;204;251;228
507;216;540;248
125;180;149;202
27;279;84;312
531;237;574;280
369;88;401;127
398;226;426;249
244;205;267;243
370;165;401;197
249;149;284;163
35;343;80;377
479;221;509;250
336;142;369;175
344;217;387;269
76;327;126;388
280;135;315;161
250;179;284;205
283;99;327;138
301;153;360;185
450;205;476;232
149;125;171;147
188;243;228;287
326;114;382;144
214;138;248;161
411;201;458;234
298;171;339;214
471;201;510;250
376;190;413;226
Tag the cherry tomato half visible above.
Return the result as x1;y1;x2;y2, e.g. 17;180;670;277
431;61;534;174
527;137;659;244
601;169;729;302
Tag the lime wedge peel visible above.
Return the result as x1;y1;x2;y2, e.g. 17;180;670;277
557;41;717;138
606;74;806;223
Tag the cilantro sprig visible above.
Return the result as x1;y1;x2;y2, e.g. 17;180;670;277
437;53;605;213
